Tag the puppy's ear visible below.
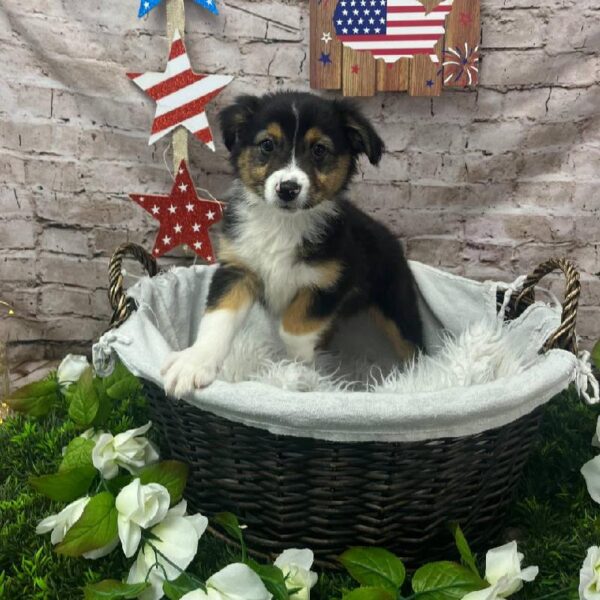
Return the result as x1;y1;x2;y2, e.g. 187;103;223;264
219;95;260;152
336;100;384;165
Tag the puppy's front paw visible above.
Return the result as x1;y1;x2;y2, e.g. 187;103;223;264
160;348;218;398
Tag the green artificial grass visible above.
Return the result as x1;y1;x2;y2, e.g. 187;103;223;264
1;386;598;599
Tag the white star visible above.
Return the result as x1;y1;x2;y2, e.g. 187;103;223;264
364;27;370;32
168;204;177;214
321;32;333;44
206;210;216;220
192;223;201;232
174;223;183;233
185;203;195;212
139;196;145;202
342;27;348;33
144;1;150;7
337;19;343;25
358;17;364;24
128;31;232;150
353;27;359;33
162;235;172;245
178;168;184;175
193;241;203;250
178;183;188;193
353;9;359;15
375;27;381;33
154;248;159;254
348;18;353;24
151;205;160;214
369;17;375;24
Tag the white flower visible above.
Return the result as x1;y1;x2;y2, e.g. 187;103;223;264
582;456;600;504
36;496;90;544
126;500;209;600
115;478;170;558
274;549;318;600
180;563;272;600
57;354;90;388
92;421;159;480
580;546;600;600
35;496;118;559
462;541;538;600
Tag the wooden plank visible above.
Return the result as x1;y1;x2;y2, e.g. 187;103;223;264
408;39;443;97
342;46;377;97
376;58;410;92
443;0;481;88
310;0;342;90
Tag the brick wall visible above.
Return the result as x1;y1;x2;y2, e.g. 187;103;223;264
1;0;599;367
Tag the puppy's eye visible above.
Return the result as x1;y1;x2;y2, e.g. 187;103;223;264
260;139;274;155
312;143;328;160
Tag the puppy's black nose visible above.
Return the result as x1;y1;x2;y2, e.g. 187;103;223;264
277;180;301;202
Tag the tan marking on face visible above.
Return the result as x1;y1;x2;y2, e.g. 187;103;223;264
265;122;284;143
369;306;416;361
281;288;332;336
237;147;268;194
313;154;352;204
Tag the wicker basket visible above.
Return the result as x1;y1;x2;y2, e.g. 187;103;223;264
107;244;580;567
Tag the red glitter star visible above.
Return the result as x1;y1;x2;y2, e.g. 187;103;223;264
351;64;360;74
130;160;222;262
459;11;473;26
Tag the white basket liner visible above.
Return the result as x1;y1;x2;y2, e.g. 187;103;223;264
93;261;578;443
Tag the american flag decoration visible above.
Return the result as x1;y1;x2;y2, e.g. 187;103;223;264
138;0;218;18
310;0;481;97
128;30;233;150
334;0;454;64
130;160;223;261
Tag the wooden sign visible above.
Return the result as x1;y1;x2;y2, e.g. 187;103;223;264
310;0;480;97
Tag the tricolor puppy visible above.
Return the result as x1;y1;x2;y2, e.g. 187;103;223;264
161;91;423;397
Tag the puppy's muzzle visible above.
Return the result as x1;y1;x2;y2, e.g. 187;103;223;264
276;180;302;203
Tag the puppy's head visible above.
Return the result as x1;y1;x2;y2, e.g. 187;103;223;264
219;91;384;211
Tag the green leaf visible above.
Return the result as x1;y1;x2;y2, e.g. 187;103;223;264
247;559;288;600
92;378;113;427
343;587;396;600
60;437;95;472
29;466;96;502
84;580;150;600
339;547;405;592
103;361;141;401
411;561;487;600
163;573;200;600
451;524;479;577
4;378;61;417
592;340;600;371
104;473;133;497
56;492;118;557
139;460;188;506
214;512;247;562
68;368;100;427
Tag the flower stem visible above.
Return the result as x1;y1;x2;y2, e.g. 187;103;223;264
146;541;206;591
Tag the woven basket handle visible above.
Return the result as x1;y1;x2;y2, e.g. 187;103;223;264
515;258;580;354
108;243;158;330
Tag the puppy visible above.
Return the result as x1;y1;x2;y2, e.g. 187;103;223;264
161;91;423;397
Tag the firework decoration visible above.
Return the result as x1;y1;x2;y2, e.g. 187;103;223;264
439;42;479;86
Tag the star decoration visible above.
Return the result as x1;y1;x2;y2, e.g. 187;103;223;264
351;64;360;74
130;160;223;262
138;0;218;18
426;79;435;88
459;11;473;26
319;52;332;66
128;31;233;151
321;31;333;44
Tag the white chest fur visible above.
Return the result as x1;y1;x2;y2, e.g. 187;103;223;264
227;200;338;315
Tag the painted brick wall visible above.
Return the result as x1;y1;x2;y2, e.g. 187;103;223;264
1;0;599;367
